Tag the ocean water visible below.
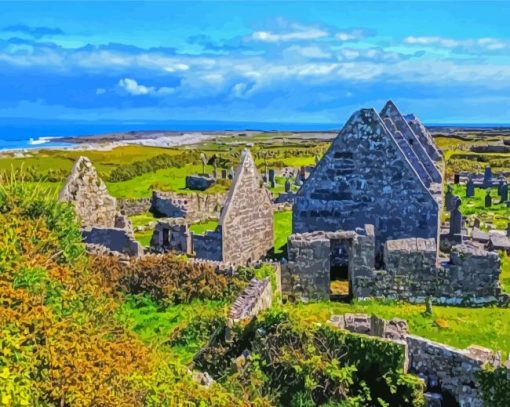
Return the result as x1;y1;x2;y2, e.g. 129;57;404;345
1;119;509;150
0;119;340;150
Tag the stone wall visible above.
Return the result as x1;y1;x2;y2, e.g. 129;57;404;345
59;156;117;228
82;227;142;257
228;278;272;323
355;241;507;306
219;150;273;265
293;103;440;252
193;229;222;261
150;221;193;254
330;313;509;406
284;232;331;300
152;191;226;222
117;198;152;216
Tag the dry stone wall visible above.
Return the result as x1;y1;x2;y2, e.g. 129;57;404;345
117;198;152;216
219;150;273;265
152;191;226;222
293;104;440;252
228;278;272;323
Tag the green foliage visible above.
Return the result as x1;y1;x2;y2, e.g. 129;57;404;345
196;309;424;406
476;364;510;406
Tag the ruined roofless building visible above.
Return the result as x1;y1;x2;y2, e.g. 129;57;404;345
293;101;443;252
218;149;274;264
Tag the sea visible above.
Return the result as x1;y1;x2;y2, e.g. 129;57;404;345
0;118;508;150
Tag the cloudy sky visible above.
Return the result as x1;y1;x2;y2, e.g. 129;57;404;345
1;1;510;124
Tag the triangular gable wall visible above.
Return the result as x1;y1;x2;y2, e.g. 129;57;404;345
219;149;273;265
380;101;442;184
405;114;443;162
293;108;439;247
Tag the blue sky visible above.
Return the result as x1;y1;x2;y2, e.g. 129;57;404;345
1;1;510;124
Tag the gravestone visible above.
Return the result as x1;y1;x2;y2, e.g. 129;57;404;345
466;178;475;198
268;169;275;188
454;173;460;184
445;185;454;211
473;218;481;229
449;196;463;237
507;222;510;238
483;166;492;187
221;169;227;179
213;164;218;179
285;178;291;193
499;182;508;202
299;166;306;182
229;167;235;180
485;191;492;208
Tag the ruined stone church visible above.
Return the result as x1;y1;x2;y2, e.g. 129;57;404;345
293;101;444;251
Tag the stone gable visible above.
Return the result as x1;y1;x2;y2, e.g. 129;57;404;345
219;149;273;265
59;156;117;228
293;105;440;249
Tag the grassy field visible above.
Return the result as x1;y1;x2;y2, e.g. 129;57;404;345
450;183;510;229
117;295;228;364
274;210;292;253
283;300;510;355
189;219;219;235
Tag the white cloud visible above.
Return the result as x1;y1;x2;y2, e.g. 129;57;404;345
95;88;106;95
284;45;331;59
404;35;507;51
335;29;368;42
251;25;327;42
118;78;175;96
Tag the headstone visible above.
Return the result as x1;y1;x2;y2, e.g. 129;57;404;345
213;163;218;179
453;173;460;184
268;169;275;189
221;169;227;179
507;222;510;238
466;178;475;198
285;178;291;193
449;196;463;236
229;166;235;180
499;182;508;203
473;218;481;229
445;185;454;211
483;166;493;187
299;166;306;182
485;190;492;208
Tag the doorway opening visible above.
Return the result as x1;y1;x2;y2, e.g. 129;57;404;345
330;239;351;302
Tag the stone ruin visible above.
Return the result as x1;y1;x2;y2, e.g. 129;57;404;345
282;224;508;306
59;156;142;257
293;101;443;255
329;313;509;406
151;149;274;266
228;278;272;323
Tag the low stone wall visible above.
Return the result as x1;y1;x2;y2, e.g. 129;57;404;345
82;227;142;257
117;198;152;216
330;313;509;406
152;191;226;222
228;278;272;323
150;221;192;254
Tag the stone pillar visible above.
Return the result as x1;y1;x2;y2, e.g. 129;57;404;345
483;165;492;187
453;173;460;184
449;196;462;237
507;222;510;238
485;190;492;208
349;225;376;298
466;178;475;198
499;182;508;203
268;169;275;189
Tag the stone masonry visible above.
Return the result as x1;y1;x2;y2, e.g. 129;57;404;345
283;226;508;306
219;149;273;265
59;156;117;228
60;156;142;256
293;101;441;253
228;278;272;323
330;313;508;406
151;191;226;222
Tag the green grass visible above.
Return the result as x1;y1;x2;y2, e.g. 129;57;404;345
117;295;227;363
451;184;510;229
282;300;510;355
274;210;292;253
134;230;153;247
129;212;157;228
189;219;219;235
